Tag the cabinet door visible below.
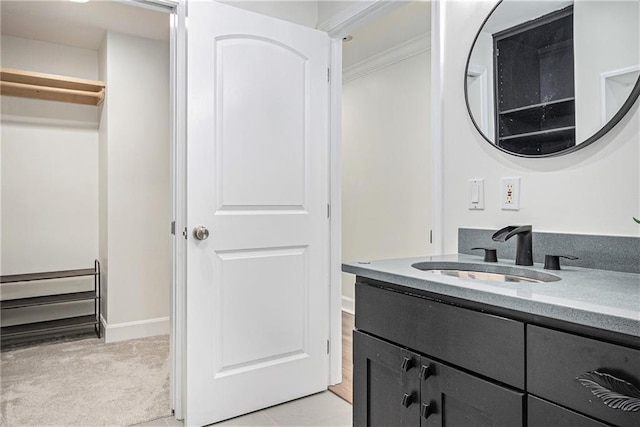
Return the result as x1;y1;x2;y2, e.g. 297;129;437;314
353;331;420;427
420;357;524;427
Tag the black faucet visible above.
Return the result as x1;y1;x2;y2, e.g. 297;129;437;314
492;225;533;266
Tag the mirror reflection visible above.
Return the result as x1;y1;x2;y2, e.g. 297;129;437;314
466;0;640;157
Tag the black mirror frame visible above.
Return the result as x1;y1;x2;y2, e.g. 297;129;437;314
464;0;640;158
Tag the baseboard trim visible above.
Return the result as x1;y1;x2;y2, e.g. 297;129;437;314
101;315;170;343
342;296;355;315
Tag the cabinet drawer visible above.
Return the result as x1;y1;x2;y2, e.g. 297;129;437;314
528;396;609;427
355;282;525;388
527;325;640;427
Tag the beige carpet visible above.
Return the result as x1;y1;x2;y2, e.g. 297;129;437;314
1;334;171;426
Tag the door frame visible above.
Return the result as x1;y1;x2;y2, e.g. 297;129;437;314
169;0;186;420
322;1;444;370
121;0;185;419
322;0;411;387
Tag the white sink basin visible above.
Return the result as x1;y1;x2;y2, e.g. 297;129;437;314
411;262;561;283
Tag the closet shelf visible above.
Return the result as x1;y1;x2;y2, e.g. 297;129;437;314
1;291;98;310
499;126;575;142
1;268;97;283
0;315;99;340
0;67;105;106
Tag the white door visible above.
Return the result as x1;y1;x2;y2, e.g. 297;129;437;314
185;1;330;425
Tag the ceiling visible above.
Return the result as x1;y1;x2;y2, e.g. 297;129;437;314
0;0;430;69
0;0;169;50
342;1;432;69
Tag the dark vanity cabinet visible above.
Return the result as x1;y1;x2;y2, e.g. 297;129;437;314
353;279;640;427
494;6;575;155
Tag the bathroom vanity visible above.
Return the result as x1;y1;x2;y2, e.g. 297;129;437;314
344;255;640;427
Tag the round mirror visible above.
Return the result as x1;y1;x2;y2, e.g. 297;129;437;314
465;0;640;157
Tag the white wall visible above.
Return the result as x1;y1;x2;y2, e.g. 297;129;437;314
0;35;98;79
0;37;99;324
99;32;171;340
342;51;432;305
574;0;640;141
439;1;640;255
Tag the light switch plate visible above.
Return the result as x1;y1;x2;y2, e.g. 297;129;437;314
468;179;485;210
501;177;520;210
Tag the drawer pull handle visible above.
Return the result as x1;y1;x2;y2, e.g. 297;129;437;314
401;392;414;408
576;371;640;412
420;403;431;419
401;357;413;372
420;365;431;381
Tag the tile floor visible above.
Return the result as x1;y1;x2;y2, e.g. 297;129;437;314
134;391;352;427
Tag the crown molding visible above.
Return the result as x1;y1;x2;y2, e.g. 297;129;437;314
318;0;409;37
116;0;178;13
343;32;431;84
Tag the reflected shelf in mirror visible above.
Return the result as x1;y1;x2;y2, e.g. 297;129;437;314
464;0;640;157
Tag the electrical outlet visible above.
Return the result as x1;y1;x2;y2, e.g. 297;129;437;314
501;177;520;210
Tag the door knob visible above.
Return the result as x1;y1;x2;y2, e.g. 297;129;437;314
193;225;210;240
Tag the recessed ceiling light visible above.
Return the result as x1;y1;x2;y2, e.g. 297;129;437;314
342;35;353;42
69;0;90;3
